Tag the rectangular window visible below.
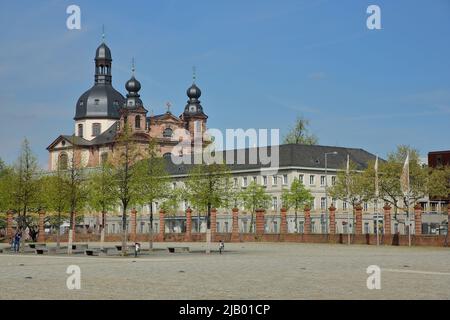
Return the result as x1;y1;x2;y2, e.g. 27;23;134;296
299;174;304;184
282;174;288;185
310;199;315;211
299;221;304;233
78;124;83;138
320;176;326;186
311;221;315;233
309;175;315;185
272;197;278;211
253;176;257;184
320;197;326;210
332;198;336;207
92;123;101;136
364;222;370;234
364;202;368;211
234;178;238;187
262;176;267;186
331;176;336;186
343;201;347;211
243;177;248;187
272;176;278;185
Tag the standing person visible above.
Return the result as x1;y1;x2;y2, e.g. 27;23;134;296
13;230;22;253
134;242;140;257
219;240;225;254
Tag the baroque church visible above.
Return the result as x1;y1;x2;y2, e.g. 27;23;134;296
47;41;208;171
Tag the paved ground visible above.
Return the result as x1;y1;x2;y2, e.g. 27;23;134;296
0;242;449;300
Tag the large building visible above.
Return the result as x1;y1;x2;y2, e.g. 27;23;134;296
47;41;208;171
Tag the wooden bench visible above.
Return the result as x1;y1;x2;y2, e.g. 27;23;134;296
167;247;190;253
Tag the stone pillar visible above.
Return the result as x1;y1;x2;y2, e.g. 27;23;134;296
355;204;363;235
159;209;165;241
38;210;45;243
255;209;265;236
304;206;311;234
185;207;192;241
211;208;217;236
6;210;13;239
414;204;422;235
280;208;287;235
329;205;336;234
130;208;137;242
231;208;240;242
383;204;391;235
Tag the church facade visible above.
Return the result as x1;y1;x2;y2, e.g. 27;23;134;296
47;41;208;171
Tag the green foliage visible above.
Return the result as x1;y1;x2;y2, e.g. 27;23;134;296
184;162;233;212
86;161;117;214
329;160;374;208
239;181;271;212
281;178;313;211
161;187;184;215
134;137;169;208
283;115;318;145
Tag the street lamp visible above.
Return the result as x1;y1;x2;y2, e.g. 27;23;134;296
325;151;338;234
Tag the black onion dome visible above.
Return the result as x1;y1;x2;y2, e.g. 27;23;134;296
125;76;141;93
187;84;201;99
96;42;112;60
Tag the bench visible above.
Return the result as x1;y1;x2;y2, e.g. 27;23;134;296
167;247;190;253
72;244;88;250
35;247;57;255
85;249;100;256
103;247;120;255
28;243;46;249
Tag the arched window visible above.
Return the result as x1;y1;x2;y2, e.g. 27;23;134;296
163;152;172;159
135;115;141;129
78;124;83;137
100;152;108;164
58;153;68;170
163;127;173;138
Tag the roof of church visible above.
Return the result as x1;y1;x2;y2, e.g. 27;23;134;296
163;144;378;175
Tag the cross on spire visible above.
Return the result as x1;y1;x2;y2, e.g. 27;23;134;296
166;102;172;113
192;66;196;84
131;57;135;75
102;24;105;41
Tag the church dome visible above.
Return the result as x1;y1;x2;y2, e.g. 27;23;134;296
96;42;112;60
125;76;141;93
75;85;125;120
187;84;201;99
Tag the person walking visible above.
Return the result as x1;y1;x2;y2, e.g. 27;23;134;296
219;240;225;254
13;230;22;253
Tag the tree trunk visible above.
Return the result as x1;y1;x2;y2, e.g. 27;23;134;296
295;208;298;233
100;211;106;250
206;202;211;254
122;206;127;256
149;203;153;252
56;211;61;249
67;211;74;255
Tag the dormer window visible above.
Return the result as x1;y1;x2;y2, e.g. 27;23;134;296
92;123;101;136
94;99;100;105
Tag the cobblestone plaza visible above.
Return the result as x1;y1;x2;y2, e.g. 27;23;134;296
1;242;449;300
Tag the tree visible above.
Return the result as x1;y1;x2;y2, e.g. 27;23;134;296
134;138;169;251
11;139;41;250
329;160;373;234
185;162;232;253
239;181;271;233
110;123;143;255
86;160;117;249
283;115;318;145
39;167;70;248
281;178;313;232
66;135;88;254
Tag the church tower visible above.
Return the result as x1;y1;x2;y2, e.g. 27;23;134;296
73;41;125;141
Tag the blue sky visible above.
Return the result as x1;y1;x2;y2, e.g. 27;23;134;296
0;0;449;168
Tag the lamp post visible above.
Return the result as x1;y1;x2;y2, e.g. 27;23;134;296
324;151;338;234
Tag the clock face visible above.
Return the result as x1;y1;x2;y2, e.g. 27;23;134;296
190;106;196;112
